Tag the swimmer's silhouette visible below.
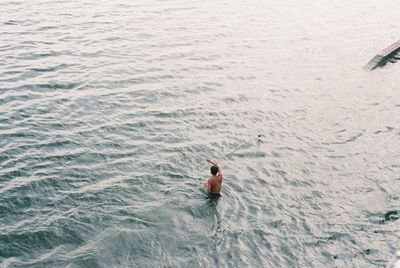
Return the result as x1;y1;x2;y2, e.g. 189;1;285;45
203;159;223;198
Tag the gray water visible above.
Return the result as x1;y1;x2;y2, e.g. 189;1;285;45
1;0;399;267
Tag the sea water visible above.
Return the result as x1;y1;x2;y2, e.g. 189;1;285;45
0;0;399;267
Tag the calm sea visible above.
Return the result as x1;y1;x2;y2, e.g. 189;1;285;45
1;0;399;267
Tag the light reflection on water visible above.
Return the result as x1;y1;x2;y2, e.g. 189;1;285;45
0;0;399;267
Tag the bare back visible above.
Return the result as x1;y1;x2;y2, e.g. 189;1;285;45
208;174;223;193
204;160;223;194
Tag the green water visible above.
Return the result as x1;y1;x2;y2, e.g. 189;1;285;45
0;0;399;267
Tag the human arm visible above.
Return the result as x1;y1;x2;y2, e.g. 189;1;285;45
217;166;222;178
203;179;211;192
206;159;217;166
207;179;212;193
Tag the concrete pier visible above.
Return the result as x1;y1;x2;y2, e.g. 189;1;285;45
365;39;400;70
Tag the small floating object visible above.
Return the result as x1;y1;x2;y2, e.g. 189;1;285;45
365;39;400;70
384;210;399;222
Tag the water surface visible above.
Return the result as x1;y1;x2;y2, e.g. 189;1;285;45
0;0;399;267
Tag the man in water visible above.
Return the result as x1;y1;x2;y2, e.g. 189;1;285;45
203;159;223;198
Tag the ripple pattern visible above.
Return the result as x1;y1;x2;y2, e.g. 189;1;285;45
1;0;399;267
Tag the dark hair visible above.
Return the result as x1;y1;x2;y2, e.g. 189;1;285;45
210;165;218;175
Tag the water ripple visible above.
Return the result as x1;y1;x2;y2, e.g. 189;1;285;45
1;0;399;267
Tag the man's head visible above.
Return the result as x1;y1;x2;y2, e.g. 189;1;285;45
210;165;218;175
